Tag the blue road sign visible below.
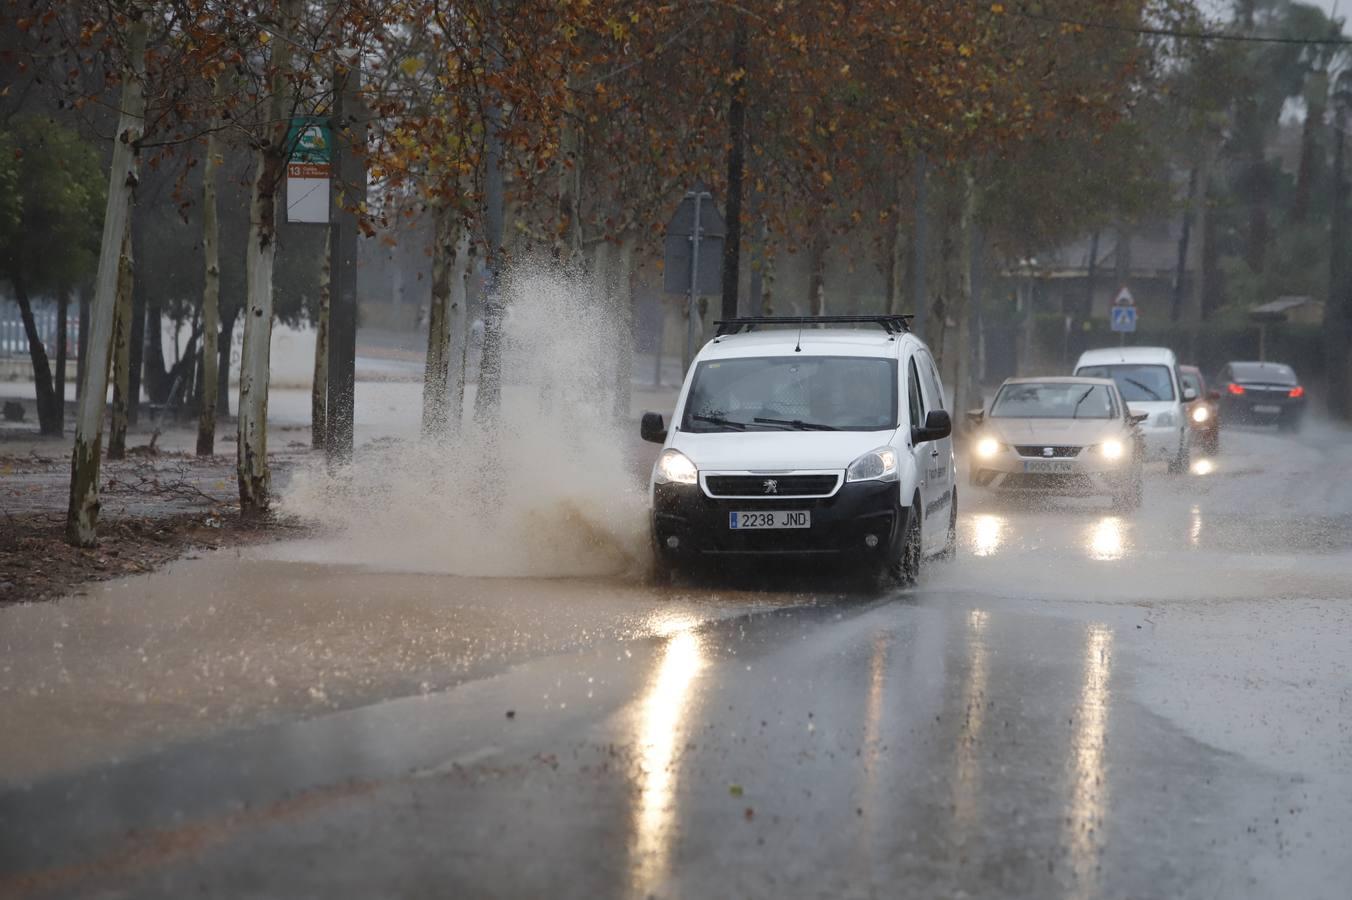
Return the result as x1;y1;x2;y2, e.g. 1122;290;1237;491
1111;306;1137;333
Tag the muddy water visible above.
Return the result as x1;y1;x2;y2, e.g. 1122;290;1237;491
0;553;812;784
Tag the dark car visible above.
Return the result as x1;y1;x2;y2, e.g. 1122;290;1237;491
1180;365;1220;454
1215;361;1306;432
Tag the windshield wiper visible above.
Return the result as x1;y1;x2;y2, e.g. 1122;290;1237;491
1122;377;1162;401
1071;387;1095;419
753;416;839;431
691;413;748;430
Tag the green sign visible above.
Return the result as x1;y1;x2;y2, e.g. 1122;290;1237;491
286;117;332;164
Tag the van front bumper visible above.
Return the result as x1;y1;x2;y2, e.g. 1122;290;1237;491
651;481;904;564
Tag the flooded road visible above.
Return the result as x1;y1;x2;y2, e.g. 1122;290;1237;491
2;424;1350;899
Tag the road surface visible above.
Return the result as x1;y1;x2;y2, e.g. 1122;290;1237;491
1;423;1350;899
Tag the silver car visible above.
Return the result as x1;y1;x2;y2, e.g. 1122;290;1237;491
967;377;1145;510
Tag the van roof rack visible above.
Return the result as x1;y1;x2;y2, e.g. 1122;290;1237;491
714;315;913;337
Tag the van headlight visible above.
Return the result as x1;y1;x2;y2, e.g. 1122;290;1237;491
975;437;1001;459
1100;439;1125;461
1191;405;1210;423
654;449;698;485
846;447;899;483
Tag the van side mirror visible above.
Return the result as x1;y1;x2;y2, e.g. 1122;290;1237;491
912;410;952;445
640;411;667;444
1128;411;1149;425
1182;387;1198;402
965;407;985;425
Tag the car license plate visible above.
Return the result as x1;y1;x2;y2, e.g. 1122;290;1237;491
729;510;810;529
1253;404;1281;414
1024;460;1074;474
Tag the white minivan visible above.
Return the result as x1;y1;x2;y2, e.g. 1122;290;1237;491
640;316;957;585
1073;346;1195;473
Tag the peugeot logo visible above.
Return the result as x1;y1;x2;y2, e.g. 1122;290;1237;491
763;479;779;494
1042;447;1054;458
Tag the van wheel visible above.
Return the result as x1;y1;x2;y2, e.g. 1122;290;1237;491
886;500;922;587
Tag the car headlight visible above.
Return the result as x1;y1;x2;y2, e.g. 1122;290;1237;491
975;437;1001;459
846;447;899;483
1100;439;1125;461
654;448;698;485
1191;405;1210;423
1156;412;1175;428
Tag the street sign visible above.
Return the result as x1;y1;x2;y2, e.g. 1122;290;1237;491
1113;286;1135;307
286;117;332;224
1111;306;1137;333
663;182;725;296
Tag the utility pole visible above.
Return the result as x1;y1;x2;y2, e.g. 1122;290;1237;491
326;53;363;463
685;187;709;372
721;14;748;320
1326;73;1352;420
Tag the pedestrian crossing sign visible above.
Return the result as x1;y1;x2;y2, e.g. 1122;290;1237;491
1111;306;1137;333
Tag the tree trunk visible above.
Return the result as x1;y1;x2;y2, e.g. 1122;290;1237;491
67;19;147;546
199;82;223;457
143;301;169;403
721;14;748;320
1292;73;1327;225
13;276;61;435
474;68;507;423
218;304;236;419
422;204;454;437
446;229;472;432
311;245;329;448
1327;109;1350;420
886;171;907;315
806;226;827;316
108;227;134;459
911;152;929;338
127;282;144;425
612;230;638;421
237;0;298;516
555;91;583;265
1171;167;1198;324
76;286;90;401
55;287;69;431
951;169;975;421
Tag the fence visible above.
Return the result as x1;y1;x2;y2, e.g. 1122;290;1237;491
0;301;80;362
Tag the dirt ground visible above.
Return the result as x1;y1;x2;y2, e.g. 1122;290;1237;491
0;437;308;605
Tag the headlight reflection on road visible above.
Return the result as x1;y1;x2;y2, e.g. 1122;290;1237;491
1087;516;1126;561
952;609;990;833
628;623;706;897
1189;504;1203;549
1064;626;1114;898
971;514;1005;557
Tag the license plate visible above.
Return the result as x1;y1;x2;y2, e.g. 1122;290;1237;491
729;510;810;530
1253;404;1281;414
1024;460;1074;474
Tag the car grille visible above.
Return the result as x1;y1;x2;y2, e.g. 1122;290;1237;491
704;474;840;497
1012;445;1082;458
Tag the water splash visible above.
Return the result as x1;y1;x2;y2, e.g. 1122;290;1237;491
281;263;650;577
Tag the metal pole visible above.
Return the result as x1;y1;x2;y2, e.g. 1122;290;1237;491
653;305;664;387
685;191;703;373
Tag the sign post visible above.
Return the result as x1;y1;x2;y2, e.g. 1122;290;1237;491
285;117;332;224
1110;285;1136;344
664;182;725;373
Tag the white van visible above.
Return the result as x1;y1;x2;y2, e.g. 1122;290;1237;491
1073;346;1195;472
640;316;957;585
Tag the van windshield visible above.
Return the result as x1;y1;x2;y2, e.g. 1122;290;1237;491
1076;364;1176;402
681;356;898;432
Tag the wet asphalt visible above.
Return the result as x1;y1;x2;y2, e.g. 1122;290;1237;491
2;424;1351;899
